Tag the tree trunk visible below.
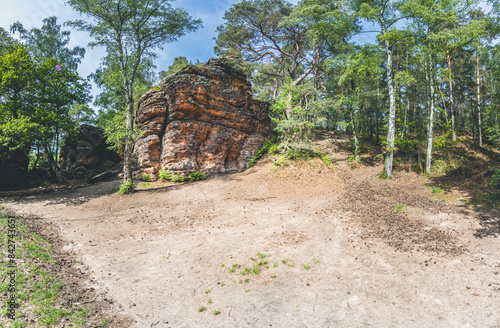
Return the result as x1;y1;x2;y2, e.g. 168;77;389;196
446;50;456;141
350;110;360;162
425;57;435;175
476;48;482;147
383;40;396;179
123;99;134;184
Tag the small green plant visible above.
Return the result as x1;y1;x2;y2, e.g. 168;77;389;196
396;205;405;211
289;263;295;267
139;182;150;187
321;153;333;168
273;261;279;268
238;280;243;284
220;263;225;268
172;174;186;182
244;289;250;293
117;180;136;194
240;267;251;275
250;257;257;261
303;265;311;270
158;169;172;181
98;318;112;327
429;186;443;194
257;252;266;259
208;299;213;304
213;310;221;316
228;268;236;273
248;137;277;167
272;156;287;166
271;275;277;278
140;173;152;182
252;266;260;275
220;282;226;287
189;171;206;181
244;278;249;283
198;306;207;312
490;166;500;188
281;259;287;264
205;289;211;294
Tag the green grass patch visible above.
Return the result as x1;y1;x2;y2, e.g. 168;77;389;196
0;213;93;326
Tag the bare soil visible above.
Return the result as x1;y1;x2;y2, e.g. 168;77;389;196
1;133;499;328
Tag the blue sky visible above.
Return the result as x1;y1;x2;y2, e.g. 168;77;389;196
0;0;298;108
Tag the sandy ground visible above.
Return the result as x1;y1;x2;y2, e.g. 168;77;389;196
1;136;499;328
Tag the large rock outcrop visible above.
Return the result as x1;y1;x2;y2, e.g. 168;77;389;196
59;125;122;181
135;58;272;177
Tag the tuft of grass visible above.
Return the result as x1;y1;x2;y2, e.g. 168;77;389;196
220;264;225;268
244;289;250;293
244;278;249;283
204;289;211;294
429;186;444;193
240;267;251;275
198;307;206;312
257;252;266;259
303;265;311;270
0;214;93;326
97;318;112;327
258;260;268;266
208;299;213;304
396;205;405;211
273;262;279;268
270;275;277;278
213;310;221;316
281;259;287;264
251;266;260;275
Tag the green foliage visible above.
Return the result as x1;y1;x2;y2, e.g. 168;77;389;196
0;214;92;326
490;167;500;189
429;186;444;194
248;137;278;167
172;174;186;182
189;171;206;181
140;174;151;182
158;169;173;181
159;56;191;80
117;180;136;194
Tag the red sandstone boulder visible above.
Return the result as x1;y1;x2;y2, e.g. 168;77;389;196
135;58;272;177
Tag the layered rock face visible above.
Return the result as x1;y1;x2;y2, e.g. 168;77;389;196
135;58;272;176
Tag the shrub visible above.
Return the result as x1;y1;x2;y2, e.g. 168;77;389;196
490;167;500;189
248;137;278;167
172;174;186;182
117;180;136;194
158;169;172;181
140;174;151;182
189;171;206;181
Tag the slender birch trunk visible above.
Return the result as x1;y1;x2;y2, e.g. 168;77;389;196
426;57;435;175
446;50;456;141
476;48;482;147
383;38;396;178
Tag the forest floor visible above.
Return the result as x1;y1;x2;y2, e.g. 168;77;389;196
1;132;499;328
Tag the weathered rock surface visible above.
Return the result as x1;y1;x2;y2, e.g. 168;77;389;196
135;58;272;176
59;125;121;181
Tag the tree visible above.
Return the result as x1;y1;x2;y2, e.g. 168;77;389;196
11;16;85;70
159;56;191;79
67;0;202;191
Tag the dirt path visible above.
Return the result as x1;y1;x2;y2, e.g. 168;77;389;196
1;136;499;327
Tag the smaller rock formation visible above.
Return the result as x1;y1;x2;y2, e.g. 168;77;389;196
59;125;121;181
135;58;272;177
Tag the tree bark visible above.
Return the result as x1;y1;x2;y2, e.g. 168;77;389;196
446;50;456;141
383;39;396;179
425;57;435;175
476;48;482;147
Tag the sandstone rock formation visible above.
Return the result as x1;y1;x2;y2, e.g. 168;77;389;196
135;58;272;177
59;125;121;181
